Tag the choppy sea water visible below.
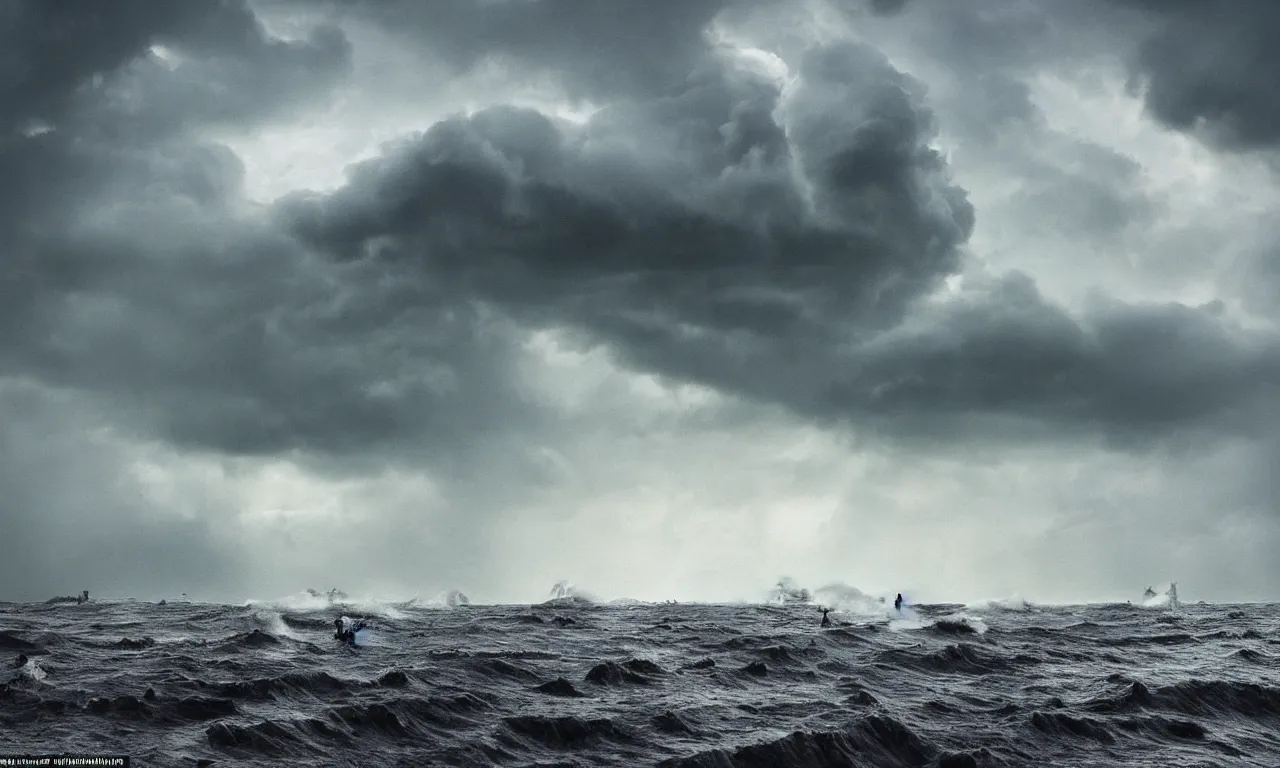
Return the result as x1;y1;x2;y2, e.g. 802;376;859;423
2;596;1279;767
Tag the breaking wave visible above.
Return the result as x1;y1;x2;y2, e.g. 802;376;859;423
244;591;408;619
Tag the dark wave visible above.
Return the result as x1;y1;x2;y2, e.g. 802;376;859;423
2;600;1279;765
657;715;939;768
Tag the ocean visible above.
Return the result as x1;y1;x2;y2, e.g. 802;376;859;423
2;592;1278;767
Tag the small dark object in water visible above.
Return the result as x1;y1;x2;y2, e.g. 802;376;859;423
14;654;27;668
44;590;90;605
821;608;831;628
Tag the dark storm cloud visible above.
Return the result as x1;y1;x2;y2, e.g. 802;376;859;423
0;0;1277;603
848;0;1280;152
0;0;350;136
2;0;1273;469
279;41;971;339
833;278;1280;443
278;36;1279;446
1114;0;1280;151
1;0;351;271
0;0;527;462
0;0;561;598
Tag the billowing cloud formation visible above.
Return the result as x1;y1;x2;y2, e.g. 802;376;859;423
278;41;976;404
1;0;1278;603
1119;0;1280;151
278;38;1276;446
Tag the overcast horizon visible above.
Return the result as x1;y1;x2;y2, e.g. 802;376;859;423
2;0;1278;606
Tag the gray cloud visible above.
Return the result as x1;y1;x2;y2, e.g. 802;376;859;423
1116;0;1280;151
293;0;753;102
0;0;542;597
280;40;972;335
848;0;1280;152
0;379;250;602
277;36;1275;448
1;0;350;137
2;0;1279;602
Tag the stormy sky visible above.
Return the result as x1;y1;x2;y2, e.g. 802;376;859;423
2;0;1278;604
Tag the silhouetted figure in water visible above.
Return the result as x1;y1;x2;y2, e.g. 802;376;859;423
334;618;367;645
14;654;27;669
820;608;831;628
894;593;903;612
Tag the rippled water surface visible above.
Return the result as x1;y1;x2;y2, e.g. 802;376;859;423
3;598;1279;767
